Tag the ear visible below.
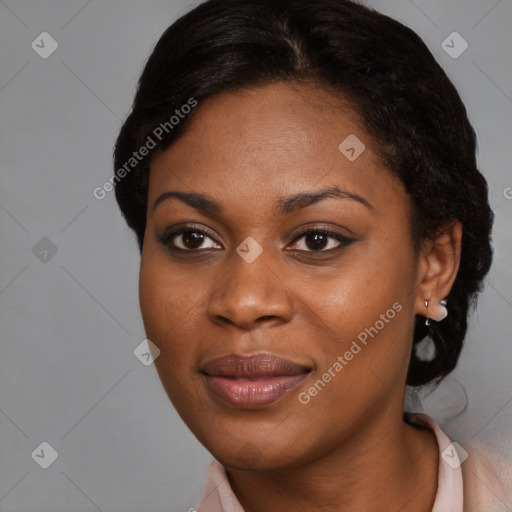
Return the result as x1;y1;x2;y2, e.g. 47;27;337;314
415;220;462;318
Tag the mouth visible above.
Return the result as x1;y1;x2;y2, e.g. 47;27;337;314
201;353;311;409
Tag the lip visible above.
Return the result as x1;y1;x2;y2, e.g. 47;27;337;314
201;353;311;409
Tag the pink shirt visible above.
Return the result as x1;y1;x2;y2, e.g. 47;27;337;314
196;413;463;512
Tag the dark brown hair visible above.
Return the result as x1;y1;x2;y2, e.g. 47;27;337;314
114;0;494;387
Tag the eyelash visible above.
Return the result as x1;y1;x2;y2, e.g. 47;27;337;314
157;223;354;254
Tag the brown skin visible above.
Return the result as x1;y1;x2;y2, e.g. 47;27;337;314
139;82;462;511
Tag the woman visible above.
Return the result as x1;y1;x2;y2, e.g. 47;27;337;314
113;0;494;510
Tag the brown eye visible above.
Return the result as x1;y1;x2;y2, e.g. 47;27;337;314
177;231;207;250
157;226;222;252
288;229;353;252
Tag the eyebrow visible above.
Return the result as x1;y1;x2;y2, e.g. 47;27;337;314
152;186;372;216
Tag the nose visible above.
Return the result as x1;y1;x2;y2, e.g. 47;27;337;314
207;246;294;330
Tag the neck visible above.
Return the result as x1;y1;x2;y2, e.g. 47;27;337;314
226;409;439;512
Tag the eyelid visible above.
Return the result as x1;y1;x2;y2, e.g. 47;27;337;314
290;223;354;240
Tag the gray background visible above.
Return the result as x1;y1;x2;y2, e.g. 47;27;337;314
0;0;511;510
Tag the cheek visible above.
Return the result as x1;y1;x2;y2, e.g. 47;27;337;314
138;247;199;357
290;282;413;448
301;245;410;335
138;249;207;411
297;240;416;390
139;255;168;339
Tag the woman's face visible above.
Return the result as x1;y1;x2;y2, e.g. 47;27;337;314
140;82;422;469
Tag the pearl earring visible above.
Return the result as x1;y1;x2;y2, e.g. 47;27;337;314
425;298;448;325
437;299;448;321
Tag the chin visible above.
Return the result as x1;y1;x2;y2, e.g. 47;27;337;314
194;422;313;471
212;444;301;472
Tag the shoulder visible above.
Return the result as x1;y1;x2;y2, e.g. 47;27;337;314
461;437;512;511
408;412;512;511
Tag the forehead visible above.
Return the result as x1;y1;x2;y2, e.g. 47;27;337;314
148;82;406;216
